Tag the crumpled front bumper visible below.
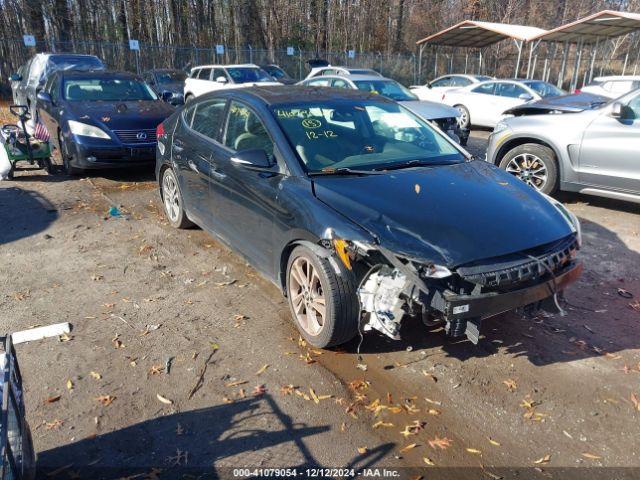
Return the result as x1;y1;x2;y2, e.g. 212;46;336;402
439;260;583;322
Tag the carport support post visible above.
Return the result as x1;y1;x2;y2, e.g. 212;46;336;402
526;40;539;79
464;52;469;74
417;43;425;84
622;50;629;75
478;50;483;75
588;39;599;83
557;41;569;88
570;39;584;92
434;51;438;77
514;40;523;78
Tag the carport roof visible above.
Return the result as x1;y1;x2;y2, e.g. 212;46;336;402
416;20;548;48
531;9;640;43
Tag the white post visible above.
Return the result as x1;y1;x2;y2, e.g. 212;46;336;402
514;40;523;78
589;39;599;83
557;41;569;88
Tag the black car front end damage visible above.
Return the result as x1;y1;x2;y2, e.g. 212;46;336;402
329;232;581;344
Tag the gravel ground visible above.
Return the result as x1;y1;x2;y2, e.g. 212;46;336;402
1;130;639;479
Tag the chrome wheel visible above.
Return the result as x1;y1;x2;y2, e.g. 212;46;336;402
455;105;469;128
506;153;548;191
288;256;326;336
162;170;180;222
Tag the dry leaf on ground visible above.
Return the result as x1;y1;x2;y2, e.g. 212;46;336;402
533;454;551;464
96;395;115;406
428;436;452;450
156;394;173;405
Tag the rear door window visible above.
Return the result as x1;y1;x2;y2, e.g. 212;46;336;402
451;77;472;87
212;68;227;82
224;101;274;157
198;68;212;80
496;83;528;98
191;99;227;140
306;78;331;87
431;77;451;87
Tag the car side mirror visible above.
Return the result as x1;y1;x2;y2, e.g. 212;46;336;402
427;83;432;89
10;73;22;82
519;93;533;101
610;102;623;118
37;91;52;104
215;76;228;84
230;149;274;171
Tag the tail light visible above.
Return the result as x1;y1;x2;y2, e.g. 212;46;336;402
574;88;581;94
441;94;446;101
156;123;165;137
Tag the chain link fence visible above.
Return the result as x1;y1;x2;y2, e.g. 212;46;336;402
1;37;638;99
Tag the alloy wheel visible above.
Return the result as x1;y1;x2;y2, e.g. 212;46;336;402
288;256;326;336
162;171;180;222
505;153;548;191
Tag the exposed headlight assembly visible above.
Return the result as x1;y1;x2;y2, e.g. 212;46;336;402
493;121;510;135
543;194;582;247
68;120;111;139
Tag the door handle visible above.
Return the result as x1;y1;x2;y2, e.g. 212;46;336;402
210;168;226;180
172;139;184;153
187;159;199;173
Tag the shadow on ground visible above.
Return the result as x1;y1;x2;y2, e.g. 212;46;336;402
0;186;58;245
36;394;394;479
339;215;640;367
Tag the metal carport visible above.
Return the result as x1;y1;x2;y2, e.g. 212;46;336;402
415;20;548;81
529;10;640;90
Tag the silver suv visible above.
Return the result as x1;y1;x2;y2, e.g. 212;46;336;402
486;89;640;203
10;53;105;131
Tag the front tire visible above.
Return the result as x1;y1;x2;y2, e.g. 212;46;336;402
454;104;470;129
58;131;82;176
286;245;358;348
499;143;558;194
161;167;193;229
185;93;195;103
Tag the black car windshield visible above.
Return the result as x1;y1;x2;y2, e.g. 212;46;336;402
272;101;464;173
227;67;273;83
157;71;187;84
524;81;565;98
64;78;158;101
353;80;417;101
263;66;288;79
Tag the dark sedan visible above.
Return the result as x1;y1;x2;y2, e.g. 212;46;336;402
259;64;296;85
143;68;187;105
156;87;582;348
37;70;175;174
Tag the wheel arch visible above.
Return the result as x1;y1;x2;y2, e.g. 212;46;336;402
278;238;333;296
494;136;564;179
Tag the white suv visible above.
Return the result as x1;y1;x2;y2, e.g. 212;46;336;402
580;76;640;98
184;64;280;101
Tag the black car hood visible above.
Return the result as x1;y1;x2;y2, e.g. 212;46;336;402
504;92;609;115
67;100;174;130
312;161;574;267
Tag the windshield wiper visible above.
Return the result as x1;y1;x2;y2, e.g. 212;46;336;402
308;167;383;176
374;159;456;171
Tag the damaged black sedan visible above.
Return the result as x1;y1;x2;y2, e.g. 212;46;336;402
156;86;582;348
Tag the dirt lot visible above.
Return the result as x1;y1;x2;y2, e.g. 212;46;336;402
1;130;640;479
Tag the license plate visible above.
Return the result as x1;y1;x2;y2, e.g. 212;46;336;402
130;147;155;158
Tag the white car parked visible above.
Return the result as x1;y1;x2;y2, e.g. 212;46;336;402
305;65;381;80
442;79;565;128
410;74;492;102
579;76;640;98
299;74;470;145
184;64;280;101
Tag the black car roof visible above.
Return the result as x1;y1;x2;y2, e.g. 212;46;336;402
57;70;141;80
145;68;184;73
223;85;394;106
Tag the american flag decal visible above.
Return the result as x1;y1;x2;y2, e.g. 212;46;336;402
34;121;51;142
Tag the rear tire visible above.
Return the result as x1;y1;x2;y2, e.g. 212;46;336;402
161;167;193;229
286;245;358;348
454;104;470;129
185;94;195;103
499;143;558;194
